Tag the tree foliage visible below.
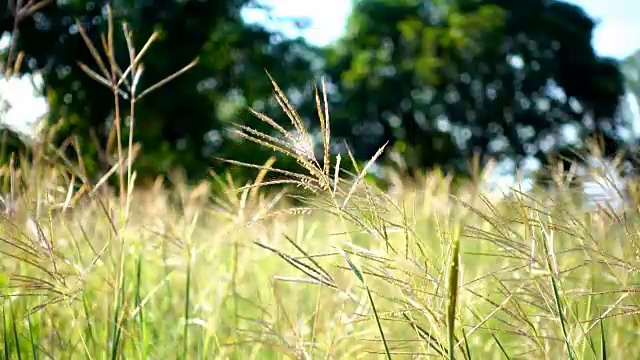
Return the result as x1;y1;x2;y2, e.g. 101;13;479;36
320;0;627;177
0;0;632;187
1;0;319;184
622;50;640;101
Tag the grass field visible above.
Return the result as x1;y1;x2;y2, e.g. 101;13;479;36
1;78;640;359
1;152;640;360
3;9;640;359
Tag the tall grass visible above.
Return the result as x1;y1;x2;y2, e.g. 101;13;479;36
2;4;640;359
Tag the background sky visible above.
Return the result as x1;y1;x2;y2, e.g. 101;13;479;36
1;0;640;135
247;0;640;57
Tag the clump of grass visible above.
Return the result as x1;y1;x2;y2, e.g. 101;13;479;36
223;72;640;359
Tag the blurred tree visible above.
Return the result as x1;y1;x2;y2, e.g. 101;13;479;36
0;0;320;184
621;50;640;144
320;0;627;178
622;49;640;98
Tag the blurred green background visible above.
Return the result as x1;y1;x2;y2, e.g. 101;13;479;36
1;0;640;192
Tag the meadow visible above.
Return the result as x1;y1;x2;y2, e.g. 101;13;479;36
1;79;639;359
2;10;640;360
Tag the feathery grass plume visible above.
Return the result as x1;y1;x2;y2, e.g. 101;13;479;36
74;3;198;213
224;76;453;357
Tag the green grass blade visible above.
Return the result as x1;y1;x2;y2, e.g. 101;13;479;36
134;254;146;359
461;326;471;360
550;276;575;360
27;314;37;360
110;270;126;360
491;332;510;360
10;300;22;360
183;254;192;360
336;246;391;360
3;303;10;360
365;287;391;360
468;307;510;359
335;247;364;283
600;318;607;360
81;294;95;348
